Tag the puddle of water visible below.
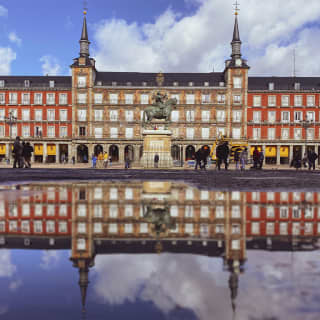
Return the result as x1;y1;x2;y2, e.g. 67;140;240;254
0;181;319;320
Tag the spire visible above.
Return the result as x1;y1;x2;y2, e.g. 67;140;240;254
231;1;242;60
79;266;89;312
81;15;89;41
79;9;90;58
232;15;240;42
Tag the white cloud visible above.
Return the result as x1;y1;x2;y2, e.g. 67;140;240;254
40;55;61;75
0;47;16;75
91;0;320;75
40;250;60;270
8;32;22;46
0;5;8;17
0;250;16;277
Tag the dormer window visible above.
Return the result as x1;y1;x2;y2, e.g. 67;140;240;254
294;82;300;90
173;81;178;86
219;82;225;87
49;80;55;88
268;82;274;90
96;81;102;86
111;81;117;86
188;82;194;87
204;82;209;87
126;82;132;86
142;82;147;87
0;80;4;88
24;80;30;88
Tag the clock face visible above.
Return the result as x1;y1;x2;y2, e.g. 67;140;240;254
236;59;242;66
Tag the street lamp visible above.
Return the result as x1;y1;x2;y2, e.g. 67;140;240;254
4;111;17;159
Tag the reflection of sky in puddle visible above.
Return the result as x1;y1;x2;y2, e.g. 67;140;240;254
0;181;319;319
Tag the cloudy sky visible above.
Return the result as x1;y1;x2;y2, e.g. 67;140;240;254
1;0;320;76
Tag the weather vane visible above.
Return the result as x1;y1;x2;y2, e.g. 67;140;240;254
233;1;240;16
83;0;88;15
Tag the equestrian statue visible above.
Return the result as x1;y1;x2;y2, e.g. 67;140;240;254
143;91;177;127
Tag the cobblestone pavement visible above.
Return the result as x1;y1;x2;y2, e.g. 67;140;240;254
0;165;320;191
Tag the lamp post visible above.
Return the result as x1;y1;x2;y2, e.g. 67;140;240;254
5;111;17;159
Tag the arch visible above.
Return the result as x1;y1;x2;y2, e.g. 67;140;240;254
109;145;119;162
125;145;134;161
171;145;180;161
185;145;195;161
77;144;88;163
94;144;103;156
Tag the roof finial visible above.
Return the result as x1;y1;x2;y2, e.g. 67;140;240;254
83;0;88;15
233;0;240;16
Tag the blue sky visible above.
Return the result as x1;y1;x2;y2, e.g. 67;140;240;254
1;0;320;76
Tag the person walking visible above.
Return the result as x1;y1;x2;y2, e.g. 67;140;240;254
307;150;318;170
97;152;104;169
291;151;302;170
216;141;229;170
154;154;159;168
252;146;260;169
194;149;201;170
258;150;264;169
234;148;241;170
124;154;130;169
103;152;109;168
12;136;23;168
302;152;308;168
23;142;33;168
91;154;97;168
72;156;75;165
240;147;247;171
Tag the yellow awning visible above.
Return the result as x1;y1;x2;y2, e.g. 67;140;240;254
280;146;289;157
47;144;56;156
0;144;5;155
266;146;276;157
34;144;43;156
250;146;262;155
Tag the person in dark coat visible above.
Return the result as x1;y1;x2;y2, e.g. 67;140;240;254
154;154;159;168
23;142;33;168
307;150;318;170
291;151;301;170
252;146;260;169
216;142;229;170
194;149;201;170
258;150;264;169
12;136;22;168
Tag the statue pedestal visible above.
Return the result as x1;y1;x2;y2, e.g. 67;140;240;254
141;129;173;168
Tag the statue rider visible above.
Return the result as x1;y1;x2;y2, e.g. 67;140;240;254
154;92;167;114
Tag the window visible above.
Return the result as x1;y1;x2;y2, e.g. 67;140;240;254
34;221;43;233
280;222;288;235
202;94;210;104
77;204;87;217
202;127;210;139
171;94;180;104
232;205;240;218
266;223;274;235
0;109;4;120
94;110;103;121
110;110;118;121
34;126;42;137
252;205;260;218
59;126;67;137
305;207;314;219
293;192;301;201
268;128;276;140
170;205;178;217
35;204;42;216
268;111;276;123
268;82;274;90
0;125;3;137
215;224;224;233
140;94;149;104
306;111;315;122
125;127;133;138
232;128;241;139
294;82;300;90
59;93;68;105
78;110;86;121
307;95;315;107
22;126;30;137
78;93;87;104
266;206;275;218
200;206;209;218
125;110;134;122
35;109;42;121
186;128;194;139
171;110;179;122
281;111;290;123
125;94;134;104
93;204;103;218
0;80;4;88
280;206;288;218
251;222;260;234
46;93;55;105
94;127;103;138
268;95;276;106
108;223;118;233
281;128;289;139
59;109;67;121
110;127;118;138
79;127;86;136
294;111;302;122
233;95;241;104
59;221;67;233
47;109;55;121
217;94;225;103
77;238;86;250
201;190;209;200
280;192;288;201
47;204;55;216
22;93;30;105
77;76;86;88
34;93;42;105
216;206;224;218
186;94;195;104
186;110;195;122
253;128;261;139
232;240;240;250
185;188;194;200
185;223;193;235
0;93;5;104
253;96;261;107
94;93;103;104
253;111;261;123
9;92;17;104
252;192;260;201
22;109;30;121
217;110;225;122
47;126;55;137
294;95;302;107
49;80;55;88
217;127;225;137
307;128;314;140
124;223;133;233
204;82;209;87
281;95;289;107
292;206;301;219
110;93;118;104
233;77;242;88
188;81;193;87
185;205;193;218
233;110;242;123
294;128;302;140
21;221;30;233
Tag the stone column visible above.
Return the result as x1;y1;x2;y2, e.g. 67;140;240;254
5;143;9;160
56;143;60;163
302;144;306;158
88;144;94;158
43;142;47;163
276;145;280;165
289;145;293;165
119;144;125;164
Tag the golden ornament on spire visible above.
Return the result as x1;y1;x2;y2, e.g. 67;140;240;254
233;0;240;16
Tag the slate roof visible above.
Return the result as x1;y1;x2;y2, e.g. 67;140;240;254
95;72;225;87
0;76;71;89
248;76;320;91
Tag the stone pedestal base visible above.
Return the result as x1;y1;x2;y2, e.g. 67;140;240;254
141;130;173;168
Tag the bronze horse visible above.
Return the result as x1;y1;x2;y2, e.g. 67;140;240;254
143;98;177;125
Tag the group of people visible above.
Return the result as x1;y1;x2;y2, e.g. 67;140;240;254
291;149;318;170
12;136;34;168
92;152;111;169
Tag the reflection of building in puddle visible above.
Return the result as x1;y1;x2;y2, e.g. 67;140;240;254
0;183;319;316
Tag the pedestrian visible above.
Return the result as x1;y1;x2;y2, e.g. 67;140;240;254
194;149;201;170
72;156;76;165
91;154;97;168
124;154;130;169
216;141;229;170
23;142;33;168
200;156;207;170
12;136;23;168
291;151;301;170
97;152;104;169
108;156;112;167
234;148;241;170
252;146;260;169
240;147;247;171
302;152;308;168
258;150;264;169
307;150;318;170
104;152;108;168
154;154;160;168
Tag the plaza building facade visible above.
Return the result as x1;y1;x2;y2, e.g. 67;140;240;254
0;12;319;165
